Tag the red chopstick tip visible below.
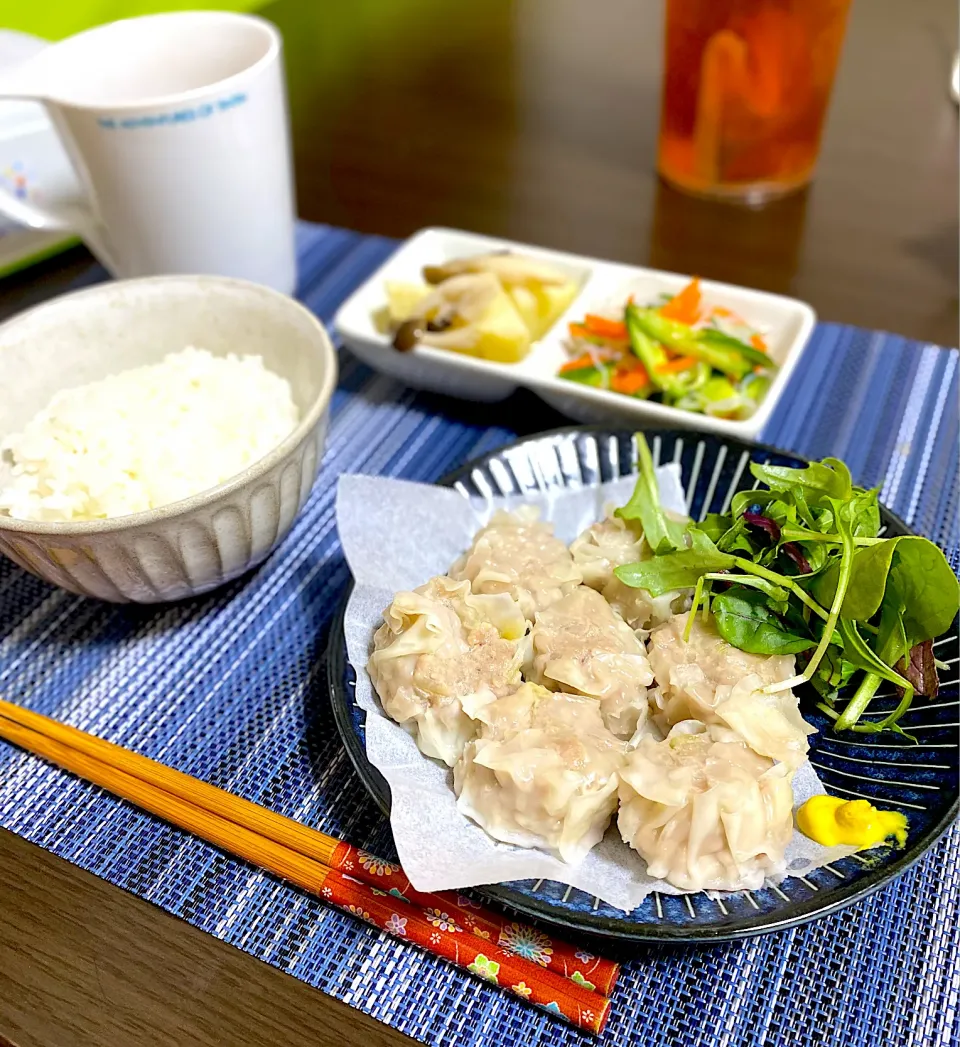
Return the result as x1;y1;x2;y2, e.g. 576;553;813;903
591;997;612;1036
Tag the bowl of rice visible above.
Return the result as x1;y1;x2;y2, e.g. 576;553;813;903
0;275;337;602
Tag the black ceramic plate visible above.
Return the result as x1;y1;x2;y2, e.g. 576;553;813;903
327;427;959;942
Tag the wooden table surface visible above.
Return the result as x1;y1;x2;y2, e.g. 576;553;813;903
0;2;956;1045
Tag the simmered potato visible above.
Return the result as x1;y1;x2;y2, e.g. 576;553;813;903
507;281;579;341
415;274;531;362
380;252;578;359
464;290;532;362
385;281;431;324
423;253;578;341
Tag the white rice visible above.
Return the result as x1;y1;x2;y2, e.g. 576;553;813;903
0;346;299;522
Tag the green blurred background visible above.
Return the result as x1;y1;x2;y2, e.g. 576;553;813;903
1;0;263;40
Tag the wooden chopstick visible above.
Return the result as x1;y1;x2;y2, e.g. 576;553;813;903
0;697;617;995
0;703;614;1034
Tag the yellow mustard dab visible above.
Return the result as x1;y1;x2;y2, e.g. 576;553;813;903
797;795;908;850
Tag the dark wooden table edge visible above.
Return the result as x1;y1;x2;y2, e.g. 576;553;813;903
0;828;418;1047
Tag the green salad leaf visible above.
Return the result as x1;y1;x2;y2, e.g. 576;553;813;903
813;535;959;629
614;432;687;554
613;434;960;736
749;458;853;504
698;513;733;543
614;541;734;595
712;588;816;655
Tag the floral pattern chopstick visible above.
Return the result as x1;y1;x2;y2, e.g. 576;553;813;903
328;839;619;996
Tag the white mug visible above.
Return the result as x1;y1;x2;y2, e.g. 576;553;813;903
0;12;297;293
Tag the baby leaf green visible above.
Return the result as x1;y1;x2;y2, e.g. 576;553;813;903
813;535;958;631
712;588;815;655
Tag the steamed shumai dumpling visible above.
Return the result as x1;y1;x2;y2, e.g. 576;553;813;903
453;682;625;863
569;515;686;630
450;507;582;622
369;576;527;767
696;674;815;770
647;613;812;768
529;586;654;741
647;612;797;700
618;721;795;891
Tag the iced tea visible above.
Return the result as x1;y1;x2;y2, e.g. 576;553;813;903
658;0;852;202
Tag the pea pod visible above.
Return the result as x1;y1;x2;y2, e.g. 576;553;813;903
559;363;610;388
624;305;689;397
699;328;772;368
629;307;770;380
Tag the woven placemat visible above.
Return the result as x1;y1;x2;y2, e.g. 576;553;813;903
0;222;956;1047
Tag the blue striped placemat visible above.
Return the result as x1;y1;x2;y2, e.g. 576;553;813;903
0;221;956;1047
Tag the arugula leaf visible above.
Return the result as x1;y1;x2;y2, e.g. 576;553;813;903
698;513;732;543
715;517;755;555
712;588;815;655
791;487;818;529
615;543;735;596
749;459;853;504
615;434;688;553
763;500;801;530
790;541;830;576
767;494;856;692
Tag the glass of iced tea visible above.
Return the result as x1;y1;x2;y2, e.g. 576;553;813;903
658;0;852;203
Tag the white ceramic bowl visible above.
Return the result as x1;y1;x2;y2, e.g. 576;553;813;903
335;227;816;439
0;275;337;602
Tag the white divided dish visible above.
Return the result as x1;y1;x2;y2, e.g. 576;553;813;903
334;227;816;438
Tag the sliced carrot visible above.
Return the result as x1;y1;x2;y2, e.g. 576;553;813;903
750;333;768;352
584;314;628;340
659;278;702;324
611;358;649;392
656;355;699;374
611;368;650;395
559;352;598;373
620;356;648;375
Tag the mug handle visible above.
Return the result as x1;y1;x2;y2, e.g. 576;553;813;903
0;74;118;270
